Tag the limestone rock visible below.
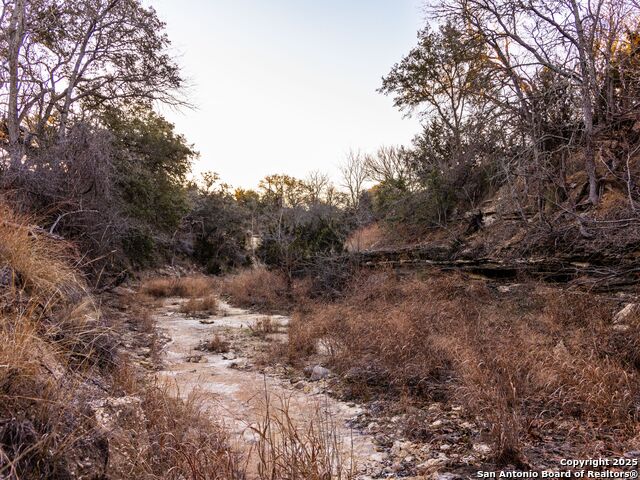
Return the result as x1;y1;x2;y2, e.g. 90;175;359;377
614;304;638;324
310;365;330;381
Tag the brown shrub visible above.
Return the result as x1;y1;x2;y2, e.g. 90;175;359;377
251;392;355;480
198;334;230;353
141;275;213;298
180;294;219;316
344;223;386;252
0;205;84;309
218;268;292;313
249;316;281;339
288;271;639;464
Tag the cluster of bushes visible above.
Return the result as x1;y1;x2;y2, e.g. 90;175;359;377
283;271;640;465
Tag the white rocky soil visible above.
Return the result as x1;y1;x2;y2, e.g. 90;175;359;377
154;298;388;479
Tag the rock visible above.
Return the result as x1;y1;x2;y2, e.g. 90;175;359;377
91;396;150;473
472;443;491;455
112;286;135;296
369;452;386;463
310;365;330;381
391;440;411;456
614;304;638;324
433;473;461;480
417;457;446;474
374;434;393;448
186;354;205;363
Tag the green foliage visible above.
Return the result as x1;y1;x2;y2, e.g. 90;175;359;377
379;22;490;122
188;179;251;274
103;105;195;232
258;204;347;272
122;227;156;267
376;22;502;231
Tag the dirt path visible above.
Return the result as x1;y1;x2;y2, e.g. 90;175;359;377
154;298;385;479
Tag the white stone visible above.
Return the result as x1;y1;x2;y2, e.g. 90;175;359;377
614;304;638;324
472;443;491;455
310;365;330;381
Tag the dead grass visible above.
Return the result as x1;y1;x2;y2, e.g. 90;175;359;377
287;271;640;465
141;275;213;298
0;204;244;479
198;334;230;353
249;316;278;338
217;268;297;313
219;268;291;312
0;205;85;310
180;294;219;316
130;382;243;479
0;205;116;477
344;223;386;252
251;390;355;480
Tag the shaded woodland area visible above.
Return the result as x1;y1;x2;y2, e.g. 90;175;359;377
2;0;640;285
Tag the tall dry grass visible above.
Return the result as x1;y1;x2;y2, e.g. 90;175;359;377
141;275;214;298
251;390;355;480
0;207;109;477
0;204;244;479
287;271;639;465
126;380;243;479
180;294;219;316
0;205;84;309
217;268;305;313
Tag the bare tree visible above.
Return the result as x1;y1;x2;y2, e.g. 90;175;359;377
339;149;368;209
364;145;415;189
304;170;331;204
441;0;637;204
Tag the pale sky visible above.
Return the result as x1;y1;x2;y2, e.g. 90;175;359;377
153;0;424;189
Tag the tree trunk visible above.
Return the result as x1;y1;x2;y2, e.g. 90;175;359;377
6;0;26;171
569;0;599;205
584;130;599;205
